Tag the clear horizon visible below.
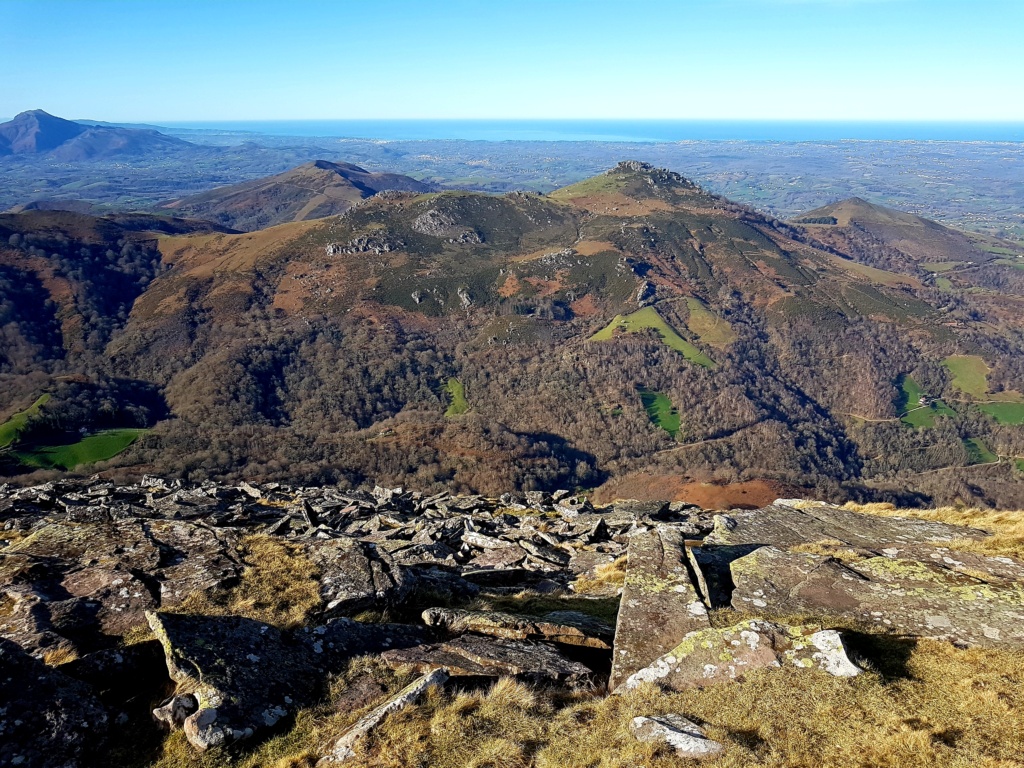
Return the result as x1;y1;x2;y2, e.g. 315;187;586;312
2;0;1023;123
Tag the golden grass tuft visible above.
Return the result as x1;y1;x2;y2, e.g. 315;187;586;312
42;645;80;666
572;556;627;595
844;502;1024;561
178;534;323;629
790;538;871;564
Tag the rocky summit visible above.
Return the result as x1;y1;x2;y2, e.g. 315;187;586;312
1;478;1023;765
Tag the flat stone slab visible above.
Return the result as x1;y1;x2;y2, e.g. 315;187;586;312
706;503;988;550
382;634;592;686
618;619;860;692
301;617;432;669
422;607;613;649
609;525;709;690
730;545;1024;648
0;636;109;768
630;714;724;760
302;537;412;616
0;520;243;655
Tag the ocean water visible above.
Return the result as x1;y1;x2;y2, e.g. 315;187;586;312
159;119;1024;142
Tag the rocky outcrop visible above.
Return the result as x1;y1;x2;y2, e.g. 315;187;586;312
0;637;108;768
2;480;1023;763
729;545;1024;648
618;619;860;693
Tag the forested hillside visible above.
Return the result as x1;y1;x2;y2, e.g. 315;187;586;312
3;162;1024;507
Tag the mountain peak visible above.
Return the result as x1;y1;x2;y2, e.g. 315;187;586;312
162;160;432;231
308;159;365;173
0;109;86;154
0;109;190;160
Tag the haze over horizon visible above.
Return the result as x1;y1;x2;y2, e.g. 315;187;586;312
2;0;1023;123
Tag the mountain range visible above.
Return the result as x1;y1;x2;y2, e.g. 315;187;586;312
2;160;1024;508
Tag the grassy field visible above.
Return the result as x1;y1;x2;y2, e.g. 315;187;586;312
978;402;1024;425
920;262;960;273
897;376;955;428
0;394;51;448
590;306;716;368
826;254;920;287
13;428;145;470
901;401;956;428
896;375;924;413
639;390;680;438
963;437;998;465
548;171;627;201
443;378;469;417
943;355;990;397
942;355;1024;421
684;297;736;347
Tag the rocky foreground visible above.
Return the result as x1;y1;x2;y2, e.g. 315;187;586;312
1;478;1023;766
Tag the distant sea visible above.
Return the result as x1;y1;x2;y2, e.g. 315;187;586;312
159;119;1024;142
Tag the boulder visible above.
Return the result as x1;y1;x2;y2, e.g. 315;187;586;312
729;545;1024;648
0;636;109;768
147;612;322;750
422;607;613;649
618;619;860;692
630;713;724;760
609;526;709;690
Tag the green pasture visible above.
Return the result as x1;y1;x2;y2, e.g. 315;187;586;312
443;378;469;416
14;428;145;471
639;390;680;438
591;306;716;368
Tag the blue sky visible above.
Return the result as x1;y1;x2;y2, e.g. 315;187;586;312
1;0;1022;121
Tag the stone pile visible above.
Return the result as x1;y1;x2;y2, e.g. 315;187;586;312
1;479;1022;766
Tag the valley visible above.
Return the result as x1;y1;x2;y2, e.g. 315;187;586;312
2;160;1024;509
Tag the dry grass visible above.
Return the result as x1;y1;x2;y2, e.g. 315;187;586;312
790;538;872;565
844;502;1024;561
344;637;1024;768
42;645;80;666
572;556;627;595
178;535;323;629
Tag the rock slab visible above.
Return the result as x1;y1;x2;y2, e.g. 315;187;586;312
618;619;860;692
0;637;108;768
422;607;613;649
730;545;1024;648
609;526;709;690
